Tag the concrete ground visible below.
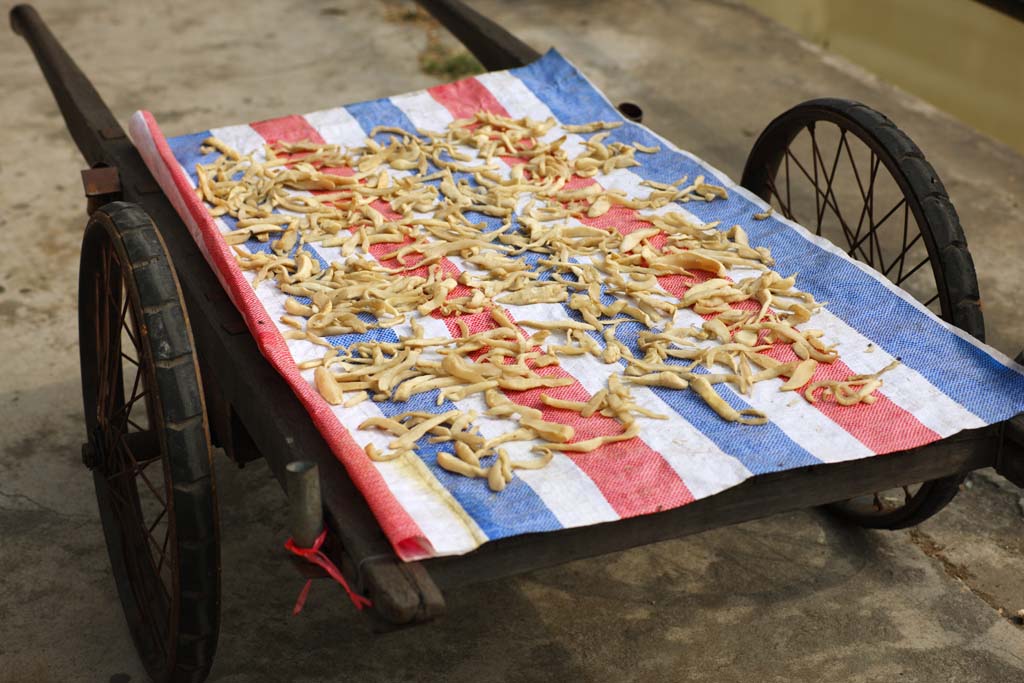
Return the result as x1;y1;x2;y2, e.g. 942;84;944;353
1;0;1023;681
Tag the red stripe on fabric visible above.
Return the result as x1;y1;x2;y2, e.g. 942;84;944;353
142;112;431;559
428;78;510;119
250;114;326;144
759;344;939;452
428;79;531;165
440;309;694;517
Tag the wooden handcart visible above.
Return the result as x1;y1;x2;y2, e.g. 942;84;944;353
11;1;1024;681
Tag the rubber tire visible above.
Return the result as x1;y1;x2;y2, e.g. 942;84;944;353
79;202;220;682
741;99;981;529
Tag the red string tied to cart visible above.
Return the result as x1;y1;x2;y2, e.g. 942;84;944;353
285;529;373;615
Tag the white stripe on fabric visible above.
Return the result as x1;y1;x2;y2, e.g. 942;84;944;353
508;298;757;496
208;124;266;160
311;370;487;556
303;106;368;149
413;314;621;527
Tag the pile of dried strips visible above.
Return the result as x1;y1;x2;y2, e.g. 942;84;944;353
194;112;893;492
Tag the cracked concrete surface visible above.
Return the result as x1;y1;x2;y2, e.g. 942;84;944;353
1;0;1022;681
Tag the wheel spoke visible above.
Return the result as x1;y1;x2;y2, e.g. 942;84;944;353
867;156;884;268
848;197;908;260
784;149;862;254
811;126;848;236
117;438;168;509
896;255;931;285
847;152;881;265
105;381;146;456
784;150;792;216
140;524;174;608
107;454;162;481
148;505;168;535
136;468;168;509
898;201;911;282
110;362;146;424
882;231;924;278
154;524;173;578
809;124;822;233
841;132;868;203
122;302;139;351
764;171;796;220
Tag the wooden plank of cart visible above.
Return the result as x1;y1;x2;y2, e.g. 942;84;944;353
11;1;1024;681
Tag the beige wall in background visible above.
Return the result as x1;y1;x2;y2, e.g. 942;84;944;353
743;0;1024;154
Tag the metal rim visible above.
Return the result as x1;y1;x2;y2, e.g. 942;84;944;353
82;226;180;674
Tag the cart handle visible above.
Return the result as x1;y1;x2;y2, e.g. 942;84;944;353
415;0;541;70
10;4;125;167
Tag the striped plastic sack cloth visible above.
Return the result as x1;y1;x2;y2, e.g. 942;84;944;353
129;49;1024;560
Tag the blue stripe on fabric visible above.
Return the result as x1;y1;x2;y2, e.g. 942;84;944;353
346;99;422;145
166;128;254;245
167;130;217;183
510;49;1024;423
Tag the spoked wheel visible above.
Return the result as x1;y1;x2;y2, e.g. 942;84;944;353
740;99;983;529
79;202;219;681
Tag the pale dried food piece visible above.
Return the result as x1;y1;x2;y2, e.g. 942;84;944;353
314;366;345;405
562;120;623;133
510;449;555;470
534;423;641;453
689;375;767;425
804;360;899;406
366;444;406;463
780;359;818;391
626;371;689;390
438;451;486;478
486;459;507;492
